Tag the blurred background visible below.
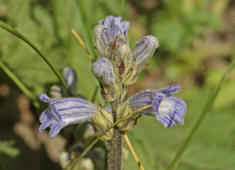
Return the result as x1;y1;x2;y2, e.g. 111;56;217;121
0;0;235;169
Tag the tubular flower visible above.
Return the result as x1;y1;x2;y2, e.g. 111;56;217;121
39;93;98;137
128;86;186;128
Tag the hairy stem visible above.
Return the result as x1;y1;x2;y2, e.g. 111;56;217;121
107;99;123;170
107;128;123;170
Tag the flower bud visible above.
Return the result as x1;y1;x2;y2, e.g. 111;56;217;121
91;107;113;141
62;67;77;95
92;57;115;86
132;35;159;71
93;25;111;58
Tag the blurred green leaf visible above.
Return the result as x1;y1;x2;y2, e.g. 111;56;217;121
0;141;19;158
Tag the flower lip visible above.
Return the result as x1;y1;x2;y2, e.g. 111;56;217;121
40;93;53;103
157;85;180;95
153;94;186;128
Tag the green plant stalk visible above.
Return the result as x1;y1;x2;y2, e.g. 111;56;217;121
76;0;96;61
0;60;39;108
91;85;99;102
0;21;72;95
68;104;152;170
167;57;235;170
120;0;125;16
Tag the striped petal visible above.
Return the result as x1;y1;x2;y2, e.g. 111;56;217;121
93;25;111;58
99;16;129;40
39;93;98;137
128;90;164;116
132;36;159;71
153;96;186;127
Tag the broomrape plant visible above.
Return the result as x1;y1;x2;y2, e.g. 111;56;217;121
39;16;187;169
1;1;234;168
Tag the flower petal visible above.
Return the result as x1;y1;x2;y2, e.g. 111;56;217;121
99;16;129;40
93;25;111;58
153;95;186;127
128;90;164;116
39;108;53;132
157;85;180;96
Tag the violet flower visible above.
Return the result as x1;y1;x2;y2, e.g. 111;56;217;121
128;86;186;128
98;16;129;40
39;93;98;137
93;16;129;58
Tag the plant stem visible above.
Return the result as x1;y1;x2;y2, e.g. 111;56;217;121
91;85;99;102
107;128;123;170
167;57;235;170
0;21;72;95
108;99;123;170
120;0;125;16
76;0;97;61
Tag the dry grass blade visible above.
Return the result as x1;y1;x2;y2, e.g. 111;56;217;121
72;29;94;62
124;134;145;170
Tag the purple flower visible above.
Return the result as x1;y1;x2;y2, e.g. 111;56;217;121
92;57;115;85
39;93;98;137
98;16;129;40
94;16;129;58
62;67;77;94
128;86;186;128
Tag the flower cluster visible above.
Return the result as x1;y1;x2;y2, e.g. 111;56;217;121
39;16;187;140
